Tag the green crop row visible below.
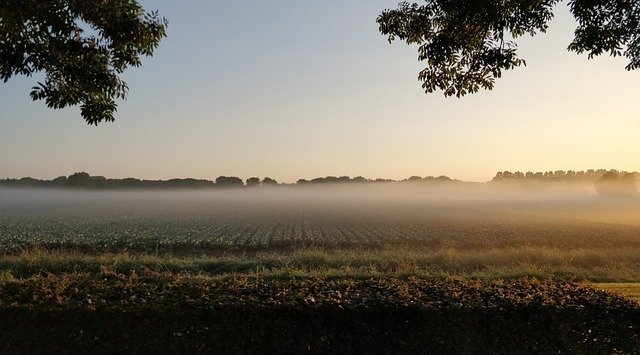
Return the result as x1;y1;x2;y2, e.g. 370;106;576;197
2;201;639;255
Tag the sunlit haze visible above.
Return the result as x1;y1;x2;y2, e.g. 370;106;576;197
1;1;638;182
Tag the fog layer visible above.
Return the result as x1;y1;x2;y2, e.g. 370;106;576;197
1;183;638;226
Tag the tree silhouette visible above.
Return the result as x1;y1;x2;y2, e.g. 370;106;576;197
261;177;278;187
67;172;93;187
595;171;638;197
378;0;639;97
246;177;261;188
0;1;167;124
215;176;244;187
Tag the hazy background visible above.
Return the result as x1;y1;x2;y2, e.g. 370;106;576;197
1;1;638;182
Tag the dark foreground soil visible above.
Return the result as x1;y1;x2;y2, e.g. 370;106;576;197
0;276;638;354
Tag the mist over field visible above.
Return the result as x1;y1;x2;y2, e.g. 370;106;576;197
1;182;637;225
2;177;639;351
1;181;639;284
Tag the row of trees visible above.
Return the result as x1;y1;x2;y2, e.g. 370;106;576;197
492;169;639;197
2;172;217;189
0;173;284;189
492;169;639;183
296;175;456;184
0;173;460;189
595;172;639;197
2;171;637;195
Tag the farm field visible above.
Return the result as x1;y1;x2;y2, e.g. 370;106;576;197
1;188;640;281
1;187;639;352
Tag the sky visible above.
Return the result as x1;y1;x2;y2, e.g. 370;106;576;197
1;1;638;183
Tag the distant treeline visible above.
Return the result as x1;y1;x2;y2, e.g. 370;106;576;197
493;169;639;196
492;169;639;183
0;172;458;189
296;175;455;185
1;170;638;192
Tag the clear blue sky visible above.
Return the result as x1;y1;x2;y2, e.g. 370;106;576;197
1;1;638;182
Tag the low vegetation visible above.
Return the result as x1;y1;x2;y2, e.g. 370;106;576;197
0;275;638;353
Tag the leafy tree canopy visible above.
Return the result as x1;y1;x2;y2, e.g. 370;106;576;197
377;0;639;97
246;177;261;187
0;0;167;124
261;177;278;186
595;171;638;197
215;176;244;187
